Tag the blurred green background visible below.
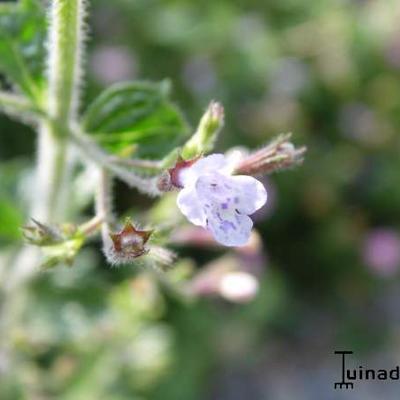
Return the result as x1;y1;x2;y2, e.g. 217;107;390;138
2;0;400;398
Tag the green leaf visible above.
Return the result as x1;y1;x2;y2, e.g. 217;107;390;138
0;160;28;242
82;80;190;159
0;198;23;240
0;0;46;100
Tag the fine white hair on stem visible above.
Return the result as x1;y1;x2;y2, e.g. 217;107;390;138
46;0;89;123
70;126;162;196
0;91;42;125
95;168;115;261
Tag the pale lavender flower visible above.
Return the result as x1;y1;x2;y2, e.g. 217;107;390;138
362;228;400;277
176;154;267;247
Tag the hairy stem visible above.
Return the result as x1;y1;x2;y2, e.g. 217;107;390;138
1;0;88;374
31;0;87;223
47;0;86;126
78;215;104;237
108;155;163;171
10;0;87;287
71;128;161;196
0;91;43;120
95;169;114;255
32;121;69;222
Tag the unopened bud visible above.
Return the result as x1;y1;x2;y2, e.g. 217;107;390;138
40;235;85;268
218;271;259;303
22;219;86;268
156;171;173;192
22;218;63;246
105;220;153;265
233;133;306;176
186;255;260;303
157;155;200;191
181;101;224;159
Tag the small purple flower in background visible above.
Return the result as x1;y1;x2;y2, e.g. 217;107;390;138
90;46;137;85
362;228;400;277
182;55;217;95
175;154;267;247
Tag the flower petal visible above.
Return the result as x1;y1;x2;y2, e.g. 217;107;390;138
195;173;255;246
195;173;267;215
179;154;228;188
176;187;206;226
229;175;267;214
206;207;253;246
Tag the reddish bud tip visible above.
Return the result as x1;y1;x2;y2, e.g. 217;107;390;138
107;220;153;264
157;155;201;191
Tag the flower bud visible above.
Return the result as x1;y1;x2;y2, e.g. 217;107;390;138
218;271;259;303
40;235;85;268
156;155;200;191
106;220;153;265
181;101;224;159
156;171;173;192
233;133;306;176
186;255;260;303
22;218;63;246
22;219;86;268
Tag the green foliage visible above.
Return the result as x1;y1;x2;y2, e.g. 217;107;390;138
82;80;190;158
0;0;45;100
0;198;23;240
1;0;400;398
0;162;25;241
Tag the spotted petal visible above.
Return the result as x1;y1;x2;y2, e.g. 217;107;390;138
177;187;206;226
228;175;267;214
195;173;264;246
205;203;253;246
179;154;228;188
195;173;267;215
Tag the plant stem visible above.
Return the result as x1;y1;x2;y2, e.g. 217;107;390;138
0;0;88;375
0;91;43;120
108;155;163;170
10;0;87;286
96;169;114;255
47;0;86;126
32;121;69;222
31;0;86;223
78;215;104;237
70;128;161;196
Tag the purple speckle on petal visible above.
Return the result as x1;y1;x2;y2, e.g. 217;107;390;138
220;221;236;232
234;197;239;204
221;203;228;209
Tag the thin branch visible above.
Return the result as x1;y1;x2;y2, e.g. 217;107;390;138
0;91;43;122
47;0;87;125
70;127;162;196
32;121;70;222
108;156;163;171
77;215;104;236
95;168;115;262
